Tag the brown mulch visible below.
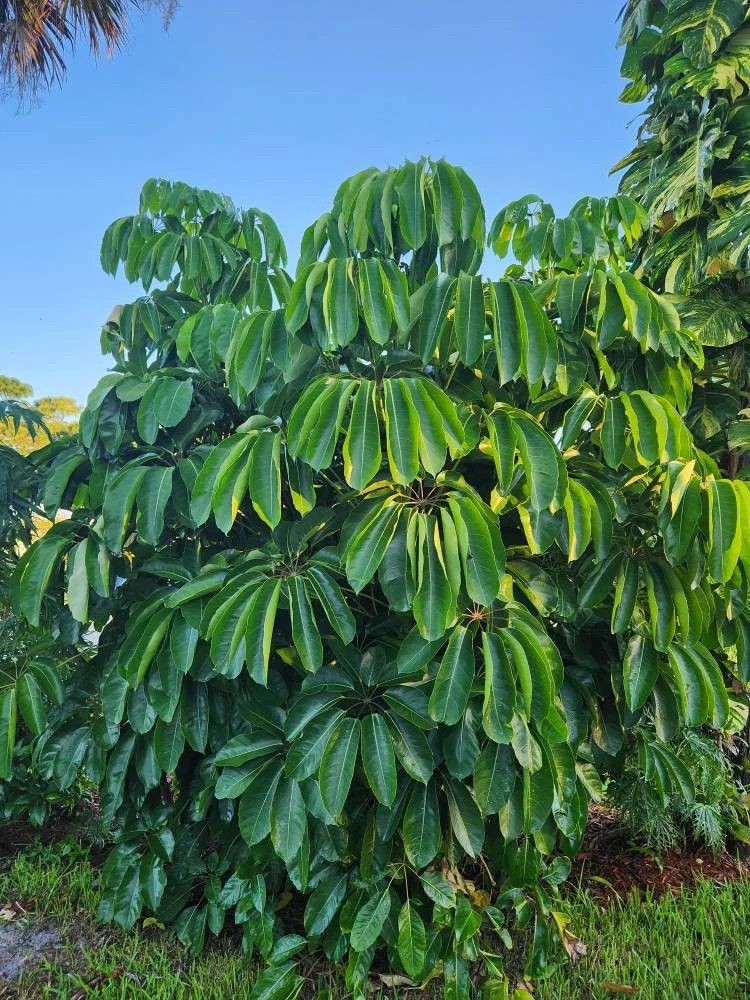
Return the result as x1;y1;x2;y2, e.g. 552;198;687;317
0;819;81;859
570;805;749;904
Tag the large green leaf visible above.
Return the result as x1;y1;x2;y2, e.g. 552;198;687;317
360;713;397;807
319;716;360;816
402;780;441;867
429;625;474;725
238;759;283;846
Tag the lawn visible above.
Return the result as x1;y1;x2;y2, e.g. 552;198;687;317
1;836;749;999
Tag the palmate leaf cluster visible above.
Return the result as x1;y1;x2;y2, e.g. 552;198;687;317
4;159;750;993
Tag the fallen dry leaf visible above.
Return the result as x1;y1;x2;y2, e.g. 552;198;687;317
600;983;637;995
0;900;26;922
375;973;415;989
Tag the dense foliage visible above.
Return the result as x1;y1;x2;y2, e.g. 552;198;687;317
3;154;750;995
616;0;750;471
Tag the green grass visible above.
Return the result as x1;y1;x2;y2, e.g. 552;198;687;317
537;880;750;1000
1;838;750;998
0;840;265;999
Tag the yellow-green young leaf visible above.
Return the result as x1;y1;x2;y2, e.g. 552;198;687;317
0;688;17;780
284;263;317;334
660;562;691;639
394;160;427;250
358;258;392;345
343;381;381;489
397;901;426;979
623;633;659;711
418;274;456;363
512;412;567;512
455;273;485;365
245;579;282;685
664;470;701;562
382;379;420;484
287;575;323;673
286;457;316;516
247;433;282;528
707;478;742;583
428;624;474;724
122;606;174;688
492;280;525;385
301;379;356;472
319;716;360;816
413;514;455;641
12;531;72;627
136;380;161;443
323;258;358;349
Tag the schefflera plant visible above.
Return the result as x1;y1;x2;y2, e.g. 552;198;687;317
9;161;749;995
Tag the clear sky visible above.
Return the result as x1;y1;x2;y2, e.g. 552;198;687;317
0;1;638;405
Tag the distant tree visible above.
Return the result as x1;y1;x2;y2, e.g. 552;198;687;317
0;0;179;99
0;374;32;399
0;375;79;454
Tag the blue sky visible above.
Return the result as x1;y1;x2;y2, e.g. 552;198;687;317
0;1;638;405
